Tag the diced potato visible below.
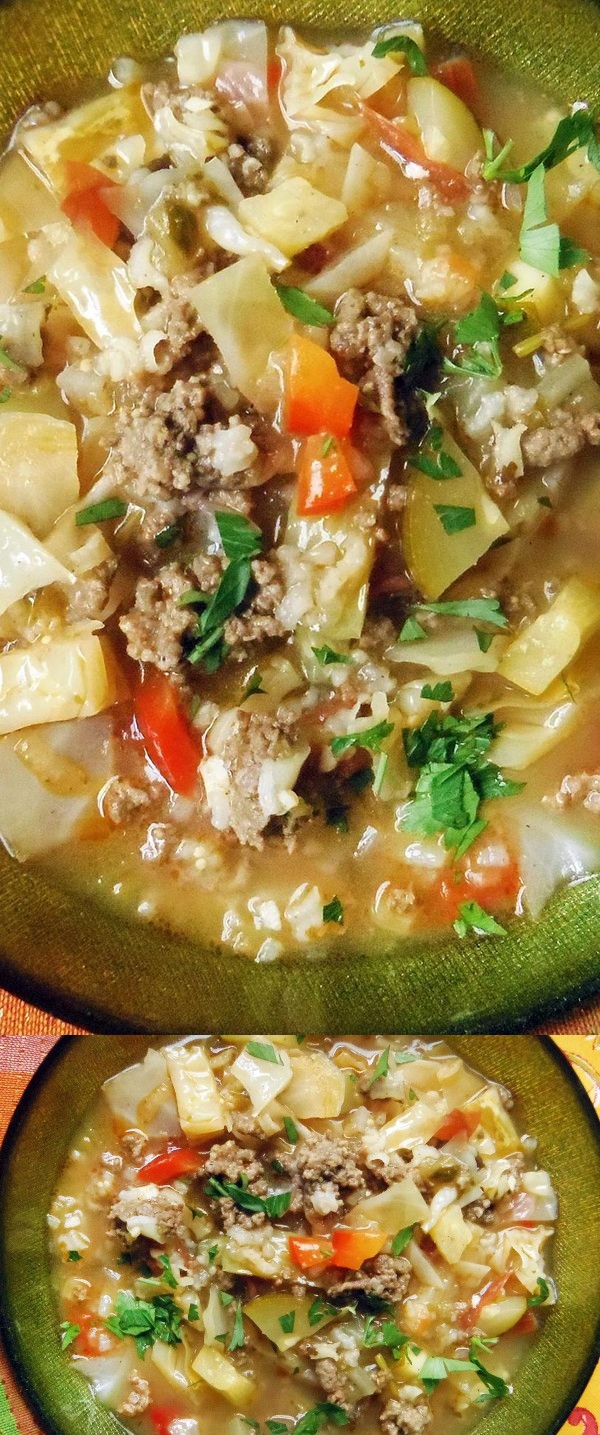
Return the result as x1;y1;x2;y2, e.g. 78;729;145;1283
0;509;73;616
230;1046;292;1115
430;1202;471;1265
498;578;600;695
191;255;292;409
349;1178;429;1233
22;90;154;194
500;258;562;326
0;632;115;735
341;143;390;213
192;1346;255;1408
403;431;508;599
380;1095;447;1152
239;178;347;258
466;1087;520;1156
0;413;79;537
479;1295;527;1336
47;225;141;348
407;76;483;170
285;1049;346;1119
165;1044;226;1139
0;150;61;239
244;1292;337;1351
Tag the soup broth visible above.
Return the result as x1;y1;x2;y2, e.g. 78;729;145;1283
1;23;600;955
49;1036;558;1434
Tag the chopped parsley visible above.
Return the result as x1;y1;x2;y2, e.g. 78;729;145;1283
60;1321;80;1351
326;803;349;832
519;164;589;275
216;511;263;561
372;751;388;797
444;292;520;378
399;616;426;643
284;1116;299;1144
434;503;476;534
294;1404;350;1433
321;434;336;457
395;1049;417;1064
363;1317;409;1356
528;1277;550;1307
67;1250;81;1262
275;284;335;327
421;681;454;702
483;107;600;184
155;523;181;548
75;497;128;526
308;1296;338;1327
312;645;352;666
453;900;508;938
372;34;427;74
188;1303;200;1322
402;709;523;856
416;597;508;628
185;514;264;671
409;423;462;480
323;896;344;924
0;385;11;403
391;1225;416;1256
279;1310;296;1334
243;668;265;698
330;720;394;758
104;1292;183;1358
368;1046;390;1087
204;1175;292;1221
0;341;23;372
24;276;46;293
229;1299;246;1351
220;1291;234;1307
157;1253;178;1288
475;628;494;653
207;1243;219;1265
247;1040;283;1065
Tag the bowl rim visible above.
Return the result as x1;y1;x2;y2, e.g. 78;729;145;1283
0;1035;599;1435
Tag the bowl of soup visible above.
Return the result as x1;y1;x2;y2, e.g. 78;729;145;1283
0;1036;599;1435
0;0;599;1029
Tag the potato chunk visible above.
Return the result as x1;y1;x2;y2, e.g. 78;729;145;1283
239;177;347;258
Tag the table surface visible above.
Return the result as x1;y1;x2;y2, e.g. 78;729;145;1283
0;1035;598;1435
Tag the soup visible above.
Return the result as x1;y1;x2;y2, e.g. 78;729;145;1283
49;1036;557;1434
1;22;600;956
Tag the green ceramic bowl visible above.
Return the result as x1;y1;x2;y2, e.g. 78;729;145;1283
0;0;599;1031
0;1036;599;1435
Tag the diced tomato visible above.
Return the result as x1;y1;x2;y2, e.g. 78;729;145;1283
329;1226;387;1270
361;104;472;203
289;1235;334;1269
460;1274;509;1331
137;1146;204;1185
61;161;119;248
66;1309;108;1356
433;57;480;111
149;1406;182;1435
513;1309;538;1336
283;334;358;439
296;434;358;516
426;858;521;927
134;671;200;796
267;57;282;91
433;1107;480;1142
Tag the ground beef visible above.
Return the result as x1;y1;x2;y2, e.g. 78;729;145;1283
121;1129;149;1160
119;561;199;679
326;1253;411;1305
553;770;600;813
227;137;273;195
211;709;303;847
312;1357;358;1417
204;1139;268;1229
228;1111;264;1145
64;560;117;623
118;1373;151;1418
102;777;159;826
146;275;211;370
224;554;290;653
521;408;600;468
284;1133;366;1221
111;1185;188;1244
380;1398;432;1434
330;289;419;446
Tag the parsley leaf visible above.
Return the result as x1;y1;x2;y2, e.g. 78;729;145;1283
155;523;181;548
489;108;599;184
188;1303;200;1322
308;1296;338;1326
399;616;426;642
331;720;394;758
75;497;128;526
528;1277;550;1307
229;1299;246;1351
402;710;522;855
247;1040;283;1065
475;628;494;652
0;385;11;403
215;511;263;561
421;681;454;702
372;34;427;74
0;340;24;372
391;1225;416;1256
294;1403;350;1433
409;423;462;480
60;1321;80;1351
244;668;265;698
368;1046;390;1087
312;645;352;666
363;1317;409;1355
279;1310;296;1334
104;1292;183;1358
284;1116;299;1144
157;1253;178;1288
416;597;508;628
323;896;344;924
434;503;476;534
275;284;335;327
454;292;502;346
67;1250;81;1262
204;1176;292;1221
519;164;589;275
453;900;508;937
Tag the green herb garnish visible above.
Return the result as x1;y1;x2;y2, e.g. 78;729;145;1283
453;900;508;937
391;1225;416;1256
434;503;476;534
204;1176;291;1221
294;1404;350;1434
416;597;508;628
409;423;462;480
484;108;600;184
275;284;335;327
399;616;426;643
308;1296;338;1327
243;668;265;698
421;681;454;702
155;523;181;548
312;645;352;666
323;896;344;924
67;1250;82;1263
363;1317;409;1355
229;1299;246;1351
104;1292;183;1358
215;511;263;561
372;34;427;74
284;1116;299;1144
24;276;46;293
331;720;394;758
279;1310;296;1334
157;1254;178;1289
368;1046;390;1087
188;1303;200;1322
402;709;523;855
0;386;11;403
528;1277;550;1307
75;497;128;526
247;1040;283;1065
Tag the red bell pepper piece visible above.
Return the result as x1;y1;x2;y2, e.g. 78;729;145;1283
433;1107;481;1142
460;1274;510;1330
289;1235;334;1269
329;1226;388;1269
136;1146;204;1185
296;434;358;516
61;161;120;248
134;671;200;796
433;57;480;111
283;334;358;439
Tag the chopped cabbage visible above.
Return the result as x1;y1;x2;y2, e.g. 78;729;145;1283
190;255;292;409
22;89;155;193
102;1047;182;1137
405;1237;445;1290
151;95;228;166
165;1043;226;1139
74;1351;134;1406
0;714;111;860
306;229;392;301
285;1049;346;1119
244;1292;336;1351
0;631;114;735
388;627;507;676
230;1045;292;1115
239;178;347;258
515;805;600;919
491;1225;551;1294
489;694;578;769
152;1340;199;1395
0;509;73;615
278;28;399;145
0;300;45;367
0;150;61;239
430;1202;471;1265
192;1347;255;1408
349;1178;429;1233
0;413;79;537
203;204;288;272
46;223;142;348
202;1285;229;1348
467;1088;520;1156
380;1094;448;1151
281;498;377;640
498;578;600;695
404;431;509;599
